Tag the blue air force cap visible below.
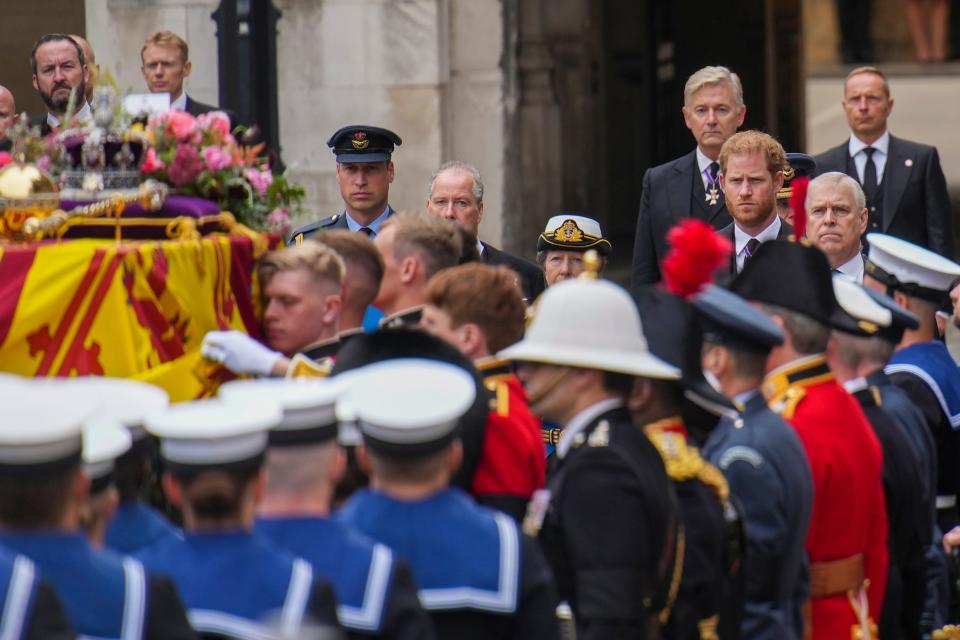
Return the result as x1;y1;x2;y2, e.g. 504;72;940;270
692;284;784;352
327;125;402;163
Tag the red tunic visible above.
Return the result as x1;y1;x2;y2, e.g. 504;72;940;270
472;362;546;508
763;355;888;639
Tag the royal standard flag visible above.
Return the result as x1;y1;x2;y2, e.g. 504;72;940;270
0;235;271;401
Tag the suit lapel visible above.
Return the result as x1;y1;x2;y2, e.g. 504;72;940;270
882;136;911;231
668;151;698;222
725;225;737;274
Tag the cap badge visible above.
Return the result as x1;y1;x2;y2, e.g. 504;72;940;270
783;165;796;181
352;131;369;150
555;219;584;244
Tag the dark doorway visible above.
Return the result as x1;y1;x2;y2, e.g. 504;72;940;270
505;0;805;282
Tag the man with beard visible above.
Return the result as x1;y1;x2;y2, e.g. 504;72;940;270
29;34;90;135
715;131;793;278
806;172;869;282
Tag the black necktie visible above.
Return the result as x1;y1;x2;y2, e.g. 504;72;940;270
862;147;878;202
359;227;374;237
708;161;720;182
743;238;761;269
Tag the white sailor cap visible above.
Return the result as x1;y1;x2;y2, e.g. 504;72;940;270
83;418;132;494
832;274;893;337
144;399;282;477
0;384;98;475
67;377;169;441
218;378;345;446
538;214;612;256
865;233;960;301
340;358;476;458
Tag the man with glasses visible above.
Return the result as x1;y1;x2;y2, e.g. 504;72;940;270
813;66;952;258
805;172;869;282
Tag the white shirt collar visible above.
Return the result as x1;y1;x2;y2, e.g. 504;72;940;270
47;102;92;128
556;398;624;459
170;93;188;112
842;376;868;393
834;252;865;283
848;130;890;158
476;238;485;256
695;146;717;174
734;215;781;256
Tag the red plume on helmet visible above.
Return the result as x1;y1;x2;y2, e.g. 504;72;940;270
660;219;733;300
790;176;809;240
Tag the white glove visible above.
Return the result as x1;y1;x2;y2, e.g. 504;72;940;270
201;330;282;376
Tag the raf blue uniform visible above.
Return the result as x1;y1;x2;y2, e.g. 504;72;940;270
105;502;181;555
137;531;339;638
257;516;433;639
339;488;558;640
288;125;401;245
1;532;195;639
289;206;396;245
703;392;814;640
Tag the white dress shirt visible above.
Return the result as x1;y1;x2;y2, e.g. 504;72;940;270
47;102;92;128
169;93;188;112
696;147;719;191
734;216;782;272
848;131;890;185
834;252;865;283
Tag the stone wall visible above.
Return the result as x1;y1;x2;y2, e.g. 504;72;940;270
274;0;508;244
85;0;220;104
85;0;512;245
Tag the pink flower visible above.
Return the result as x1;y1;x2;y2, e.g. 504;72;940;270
0;152;12;169
245;167;273;196
202;146;232;172
197;111;231;139
35;155;51;172
140;147;166;174
168;144;203;187
167;111;198;143
266;207;291;234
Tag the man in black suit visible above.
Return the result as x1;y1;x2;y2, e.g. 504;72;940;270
813;66;953;258
806;173;869;281
141;31;220;116
426;160;545;301
716;131;793;278
631;65;746;289
29;33;91;136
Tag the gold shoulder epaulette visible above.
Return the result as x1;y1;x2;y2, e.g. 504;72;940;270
646;430;704;483
483;378;510;417
768;386;806;419
696;458;730;503
286;353;332;378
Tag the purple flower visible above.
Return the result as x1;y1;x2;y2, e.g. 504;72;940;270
168;144;203;187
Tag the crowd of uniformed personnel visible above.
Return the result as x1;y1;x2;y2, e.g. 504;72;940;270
2;28;960;640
